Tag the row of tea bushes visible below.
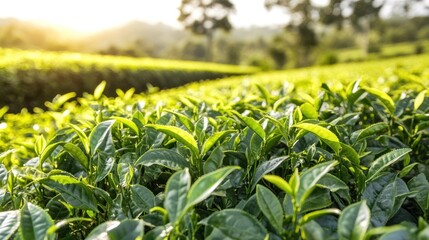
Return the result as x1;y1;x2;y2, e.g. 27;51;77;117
0;48;258;112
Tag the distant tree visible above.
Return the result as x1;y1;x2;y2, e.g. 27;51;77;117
181;39;207;61
178;0;235;61
265;0;320;67
325;0;427;56
266;0;428;65
268;35;287;69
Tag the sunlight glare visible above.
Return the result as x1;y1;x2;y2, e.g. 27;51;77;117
0;0;182;33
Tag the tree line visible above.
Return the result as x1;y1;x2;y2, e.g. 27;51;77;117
178;0;429;66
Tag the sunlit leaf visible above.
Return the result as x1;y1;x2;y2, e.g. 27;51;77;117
294;123;341;154
146;124;199;156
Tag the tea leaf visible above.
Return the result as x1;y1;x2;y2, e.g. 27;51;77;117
186;166;239;209
69;124;90;153
300;103;318;119
167;110;194;132
251;156;287;191
256;185;284;234
110;116;139;135
294;123;341;154
337;201;370;240
135;149;189;171
202;130;235;155
107;220;144;240
93;81;106;100
364;87;395;114
367;148;411;182
86;221;120;240
164;168;191;224
363;173;396;227
263;175;293;197
297;160;338;205
201;209;268;240
131;185;156;213
301;208;340;224
0;210;19;240
414;90;427;111
233;112;266;141
42;176;98;212
340;143;360;166
20;203;54;240
351;122;388;143
408;173;429;211
89;120;116;157
63;143;89;171
146;124;199;156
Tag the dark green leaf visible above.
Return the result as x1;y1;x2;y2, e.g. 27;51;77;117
251;156;287;191
42;176;98;212
164;168;191;223
131;184;155;213
95;156;114;183
408;173;429;211
108;219;144;240
202;209;268;240
367;148;411;182
89;120;115;157
351;122;389;143
338;201;370;240
364;173;396;227
135;149;189;171
256;185;284;234
186;166;240;209
297;160;338;205
340;143;360;166
20;203;54;240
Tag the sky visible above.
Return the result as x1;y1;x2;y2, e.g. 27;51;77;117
0;0;289;33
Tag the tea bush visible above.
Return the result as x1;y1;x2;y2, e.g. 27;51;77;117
0;54;429;239
0;48;258;112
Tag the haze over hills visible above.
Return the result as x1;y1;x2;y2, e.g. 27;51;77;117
0;18;281;56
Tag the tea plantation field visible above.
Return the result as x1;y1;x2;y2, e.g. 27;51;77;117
0;54;429;239
0;48;258;112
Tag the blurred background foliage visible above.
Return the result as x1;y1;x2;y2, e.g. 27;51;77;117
0;0;428;70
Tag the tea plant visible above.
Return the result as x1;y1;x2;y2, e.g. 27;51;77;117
0;48;258;112
0;54;429;239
